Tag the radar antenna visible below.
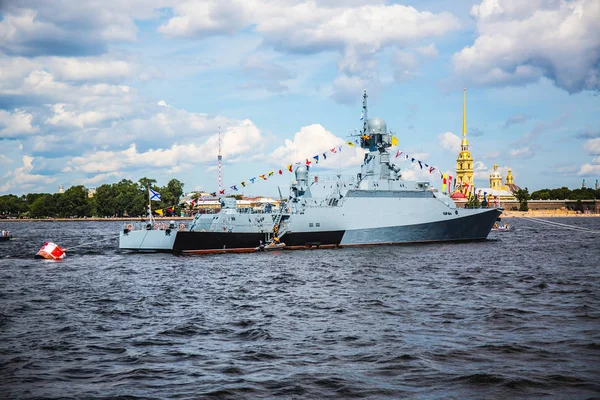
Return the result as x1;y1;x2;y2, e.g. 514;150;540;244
218;126;223;193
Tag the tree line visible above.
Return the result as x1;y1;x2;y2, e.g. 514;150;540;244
0;178;184;219
0;182;598;219
513;187;600;212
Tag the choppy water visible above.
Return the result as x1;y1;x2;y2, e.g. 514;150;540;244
1;218;599;399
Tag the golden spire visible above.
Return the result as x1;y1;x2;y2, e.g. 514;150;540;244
462;87;467;136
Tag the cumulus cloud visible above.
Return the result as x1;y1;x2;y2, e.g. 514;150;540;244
64;120;264;176
0;155;55;193
438;131;461;153
584;137;600;155
0;0;174;57
578;163;600;176
0;109;39;138
453;0;600;93
159;0;460;102
269;124;365;168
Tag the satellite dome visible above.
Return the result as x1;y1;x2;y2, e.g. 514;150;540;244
367;117;387;134
295;165;308;181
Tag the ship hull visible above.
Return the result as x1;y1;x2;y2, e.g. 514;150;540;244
119;208;501;253
340;207;499;245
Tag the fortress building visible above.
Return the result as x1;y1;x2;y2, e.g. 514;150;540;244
479;164;519;202
455;88;473;188
450;88;519;205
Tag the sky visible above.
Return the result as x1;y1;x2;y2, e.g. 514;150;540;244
0;0;599;197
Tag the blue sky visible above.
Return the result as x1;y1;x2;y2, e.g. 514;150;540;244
1;0;599;197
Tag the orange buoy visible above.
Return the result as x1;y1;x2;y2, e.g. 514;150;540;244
36;242;66;260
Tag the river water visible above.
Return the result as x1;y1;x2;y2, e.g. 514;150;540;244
1;218;599;399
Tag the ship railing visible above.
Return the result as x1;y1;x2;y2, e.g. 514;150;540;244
122;220;188;233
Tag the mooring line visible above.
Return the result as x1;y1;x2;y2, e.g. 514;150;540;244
522;216;599;231
519;216;600;233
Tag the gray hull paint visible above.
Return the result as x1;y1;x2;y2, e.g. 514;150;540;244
340;208;500;245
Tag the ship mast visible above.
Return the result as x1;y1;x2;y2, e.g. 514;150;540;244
362;89;368;135
218;126;223;193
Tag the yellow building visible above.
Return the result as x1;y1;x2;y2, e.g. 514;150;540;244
455;88;474;187
476;164;519;202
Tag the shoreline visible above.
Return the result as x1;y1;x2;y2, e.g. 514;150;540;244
1;211;599;222
501;210;598;218
0;216;194;222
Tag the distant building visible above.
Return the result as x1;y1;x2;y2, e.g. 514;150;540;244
58;184;64;194
450;88;519;205
475;164;519;202
455;88;474;188
88;187;96;198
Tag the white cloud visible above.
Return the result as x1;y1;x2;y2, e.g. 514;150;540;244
0;109;39;138
584;138;600;155
453;0;600;93
0;155;55;193
438;131;461;153
578;163;600;176
64;120;265;176
46;103;123;129
0;1;175;56
270;124;365;168
159;1;460;102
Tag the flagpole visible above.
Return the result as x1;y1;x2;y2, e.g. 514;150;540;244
148;186;152;222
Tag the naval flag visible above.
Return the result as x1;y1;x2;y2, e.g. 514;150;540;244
149;188;161;201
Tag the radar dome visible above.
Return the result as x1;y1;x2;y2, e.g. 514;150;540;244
295;165;308;181
367;117;387;135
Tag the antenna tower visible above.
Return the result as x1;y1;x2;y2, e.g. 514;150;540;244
218;126;223;193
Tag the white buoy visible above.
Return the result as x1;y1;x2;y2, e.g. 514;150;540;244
36;242;66;260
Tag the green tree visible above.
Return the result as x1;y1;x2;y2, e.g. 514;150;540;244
0;194;27;217
514;187;530;211
115;179;146;217
29;194;58;218
138;177;157;192
94;184;117;217
59;185;92;217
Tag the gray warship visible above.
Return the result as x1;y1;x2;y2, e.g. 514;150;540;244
119;90;502;253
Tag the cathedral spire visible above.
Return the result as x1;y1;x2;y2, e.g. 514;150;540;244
456;87;474;187
462;87;467;136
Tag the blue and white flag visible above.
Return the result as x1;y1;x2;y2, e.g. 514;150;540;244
360;109;364;121
149;188;161;201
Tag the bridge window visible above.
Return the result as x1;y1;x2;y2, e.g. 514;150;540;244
316;222;320;227
309;223;314;227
